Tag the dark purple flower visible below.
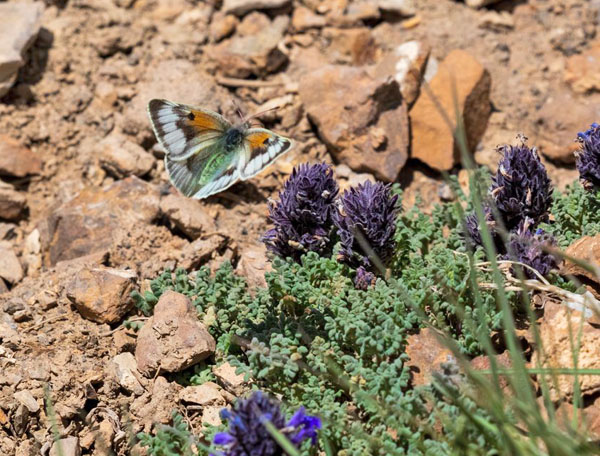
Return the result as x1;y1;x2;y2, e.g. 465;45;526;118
490;142;552;230
576;123;600;190
211;391;321;456
354;266;376;290
262;163;338;262
464;206;498;249
504;219;558;279
333;181;398;270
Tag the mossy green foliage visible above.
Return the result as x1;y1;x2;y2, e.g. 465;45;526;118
540;183;600;247
136;173;600;455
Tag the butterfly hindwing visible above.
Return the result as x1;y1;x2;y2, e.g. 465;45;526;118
164;143;241;199
148;99;230;162
240;128;293;179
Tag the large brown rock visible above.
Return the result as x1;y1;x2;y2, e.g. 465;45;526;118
0;136;42;178
532;301;600;400
410;49;491;171
135;291;216;376
66;266;137;324
38;177;160;265
299;64;409;182
535;93;600;164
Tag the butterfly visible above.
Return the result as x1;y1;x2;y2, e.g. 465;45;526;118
147;99;294;199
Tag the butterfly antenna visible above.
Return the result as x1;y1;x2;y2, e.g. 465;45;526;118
231;99;246;123
245;105;281;122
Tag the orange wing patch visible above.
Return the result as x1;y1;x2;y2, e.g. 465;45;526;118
188;110;226;132
246;131;272;149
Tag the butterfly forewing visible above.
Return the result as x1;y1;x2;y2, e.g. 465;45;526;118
148;99;230;162
240;128;293;179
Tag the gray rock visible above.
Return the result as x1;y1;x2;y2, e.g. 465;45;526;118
109;353;145;395
377;0;416;16
0;2;45;97
135;291;216;376
465;0;502;7
97;132;155;178
50;437;81;456
0;241;23;285
213;361;248;395
13;390;39;413
222;0;291;16
179;381;230;406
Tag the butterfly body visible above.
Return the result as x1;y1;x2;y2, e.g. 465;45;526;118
148;99;294;199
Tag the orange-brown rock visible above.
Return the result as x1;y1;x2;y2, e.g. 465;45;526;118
135;291;216;376
563;234;600;298
66;266;137;324
470;351;512;394
0;135;42;178
535;93;600;164
410;49;491;171
405;328;455;386
298;64;409;182
565;44;600;94
532;301;600;401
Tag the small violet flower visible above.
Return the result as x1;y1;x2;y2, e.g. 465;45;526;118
211;391;321;456
262;163;338;262
490;142;552;230
333;181;398;270
576;122;600;190
504;219;558;280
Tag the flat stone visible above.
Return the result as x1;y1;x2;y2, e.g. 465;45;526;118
299;64;409;182
532;301;600;400
405;328;455;386
201;406;223;426
209;12;239;42
377;0;416;16
410;49;491;171
222;0;291;16
292;5;326;31
0;241;23;285
0;136;42;178
374;40;430;106
535;93;600;164
38;177;160;265
50;437;81;456
66;267;137;324
179;234;228;270
212;361;247;395
97;132;155;178
465;0;503;7
13;390;39;413
109;353;145;395
0;2;44;97
135;291;216;376
159;194;216;239
179;382;228;406
207;13;288;78
0;182;27;221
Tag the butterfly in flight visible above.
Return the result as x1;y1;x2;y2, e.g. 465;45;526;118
147;99;294;199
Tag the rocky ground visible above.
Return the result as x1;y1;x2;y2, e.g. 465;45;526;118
1;0;600;454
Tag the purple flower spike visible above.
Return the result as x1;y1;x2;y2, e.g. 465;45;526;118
464;206;497;249
576;123;600;190
354;266;376;290
262;163;339;262
211;391;320;456
504;218;558;279
334;181;398;271
490;142;552;230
